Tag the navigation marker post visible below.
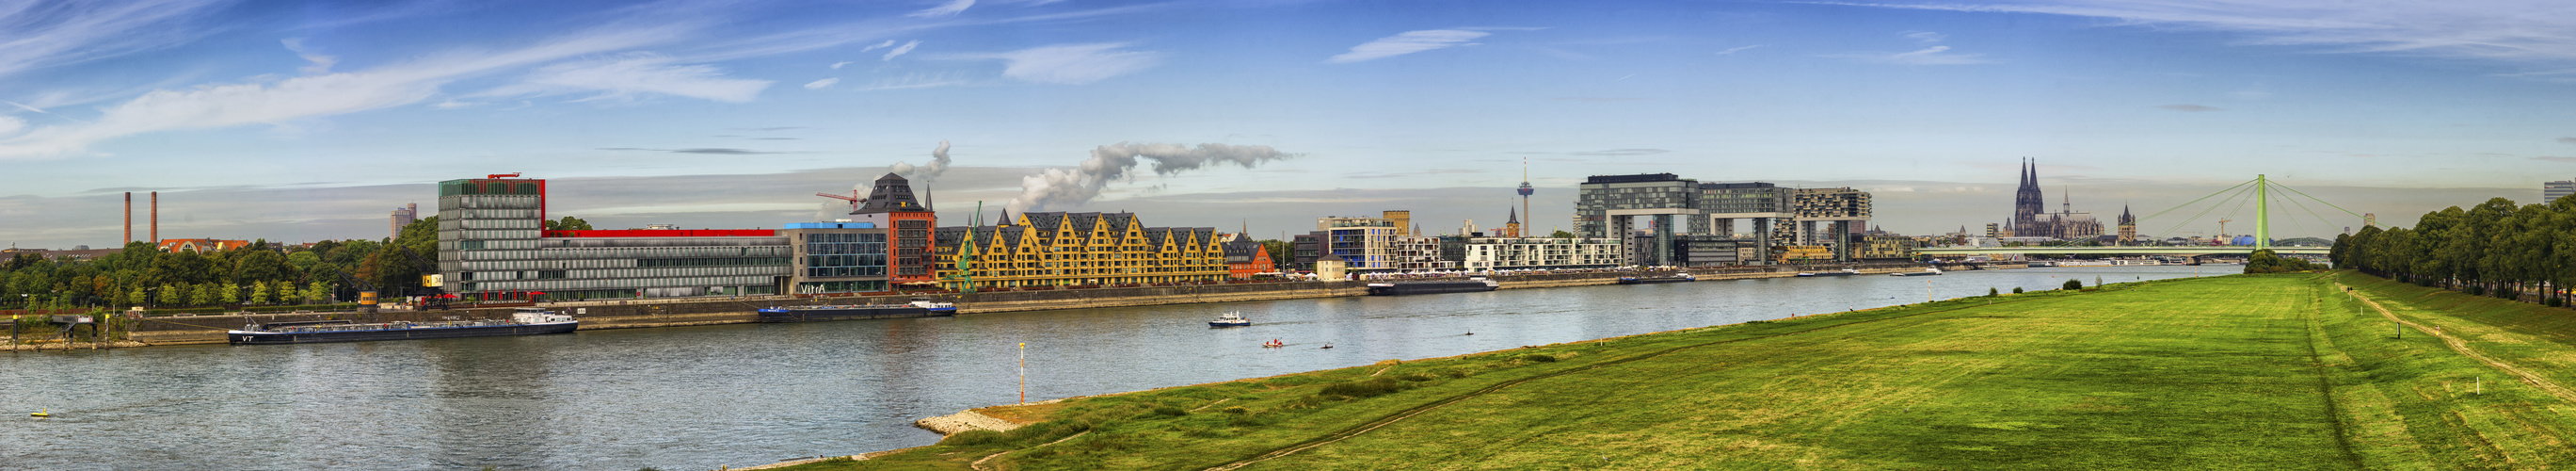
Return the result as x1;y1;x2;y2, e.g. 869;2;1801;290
1018;342;1028;405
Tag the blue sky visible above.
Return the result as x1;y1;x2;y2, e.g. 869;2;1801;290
3;0;2572;248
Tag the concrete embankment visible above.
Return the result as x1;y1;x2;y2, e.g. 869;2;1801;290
88;262;2016;348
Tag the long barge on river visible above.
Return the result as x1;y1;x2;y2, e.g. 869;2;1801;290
1366;279;1500;296
756;298;956;322
227;308;579;345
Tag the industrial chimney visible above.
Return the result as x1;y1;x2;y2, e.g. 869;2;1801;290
150;191;158;244
124;192;132;244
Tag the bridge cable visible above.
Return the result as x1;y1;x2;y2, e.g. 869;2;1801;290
2266;182;2369;220
2151;182;2258;241
2273;187;2339;242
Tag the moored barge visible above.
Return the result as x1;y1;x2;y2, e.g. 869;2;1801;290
757;298;956;322
1366;279;1500;296
228;308;578;345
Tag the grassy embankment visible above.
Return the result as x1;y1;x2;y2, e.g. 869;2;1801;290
785;273;2576;470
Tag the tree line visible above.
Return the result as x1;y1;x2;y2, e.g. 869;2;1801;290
2331;197;2573;305
2;217;446;310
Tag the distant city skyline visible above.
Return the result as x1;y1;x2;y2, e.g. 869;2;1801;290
3;0;2570;248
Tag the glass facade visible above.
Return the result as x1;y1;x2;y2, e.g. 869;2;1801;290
804;232;888;278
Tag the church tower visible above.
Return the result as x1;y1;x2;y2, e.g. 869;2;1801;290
2013;158;2046;236
1504;206;1523;238
2118;204;2137;245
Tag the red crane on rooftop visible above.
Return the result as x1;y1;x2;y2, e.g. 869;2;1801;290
817;190;864;213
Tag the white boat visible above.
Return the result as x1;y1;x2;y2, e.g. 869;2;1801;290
1890;268;1944;277
1209;312;1251;328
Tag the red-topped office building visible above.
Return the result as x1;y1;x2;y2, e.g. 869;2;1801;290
436;172;933;300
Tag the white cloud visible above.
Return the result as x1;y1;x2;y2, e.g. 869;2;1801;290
0;24;687;158
884;40;921;60
1716;44;1762;55
280;38;338;74
1903;31;1947;43
483;53;772;103
0;0;231;80
1833;45;1994;65
861;41;898;52
854;73;975;90
830;60;855;70
805;77;840;89
1823;1;2576;67
968;42;1162;84
910;0;975;18
1328;29;1492;63
0;116;24;136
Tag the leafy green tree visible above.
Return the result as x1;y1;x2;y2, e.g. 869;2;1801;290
191;283;216;306
250;282;272;306
1551;230;1577;238
128;286;147;307
542;216;594;231
287;252;321;275
220;283;241;305
234;249;293;286
308;282;332;304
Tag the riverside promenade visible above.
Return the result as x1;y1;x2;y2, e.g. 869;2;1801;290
46;261;1994;348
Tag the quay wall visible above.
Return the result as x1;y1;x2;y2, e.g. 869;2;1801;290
96;262;2020;347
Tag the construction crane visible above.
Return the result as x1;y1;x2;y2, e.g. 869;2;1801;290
817;190;865;213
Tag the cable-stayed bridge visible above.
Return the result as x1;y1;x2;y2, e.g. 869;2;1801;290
1918;174;2354;258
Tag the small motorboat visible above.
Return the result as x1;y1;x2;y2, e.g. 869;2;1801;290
1262;339;1285;348
1320;343;1335;349
1210;312;1252;328
30;409;51;418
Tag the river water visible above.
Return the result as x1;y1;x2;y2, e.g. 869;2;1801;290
1;266;2224;470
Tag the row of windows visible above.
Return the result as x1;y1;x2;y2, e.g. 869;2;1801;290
454;246;792;260
439;195;540;209
806;241;887;255
445;219;539;230
466;275;776;293
440;208;539;219
808;254;887;268
804;233;886;243
463;266;787;281
807;266;888;278
638;257;790;268
450;229;540;240
462;259;645;270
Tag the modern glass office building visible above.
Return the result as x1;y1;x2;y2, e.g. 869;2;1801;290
438;174;896;300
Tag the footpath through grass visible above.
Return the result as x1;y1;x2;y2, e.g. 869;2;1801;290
789;273;2576;470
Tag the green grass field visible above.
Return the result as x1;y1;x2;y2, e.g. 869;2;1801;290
787;273;2576;470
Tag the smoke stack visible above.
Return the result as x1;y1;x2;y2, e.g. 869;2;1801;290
124;192;132;243
150;191;158;243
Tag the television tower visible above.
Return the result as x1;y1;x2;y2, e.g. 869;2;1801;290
1516;157;1534;236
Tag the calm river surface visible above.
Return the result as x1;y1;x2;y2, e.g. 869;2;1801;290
3;266;2224;470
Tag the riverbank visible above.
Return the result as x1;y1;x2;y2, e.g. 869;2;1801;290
773;272;2576;470
63;262;1989;348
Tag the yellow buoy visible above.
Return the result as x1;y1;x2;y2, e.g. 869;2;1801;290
30;409;51;417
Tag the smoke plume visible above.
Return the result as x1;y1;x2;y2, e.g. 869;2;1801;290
889;139;953;184
1008;142;1295;213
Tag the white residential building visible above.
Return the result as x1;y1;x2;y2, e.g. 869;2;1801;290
1391;236;1457;270
1461;237;1624;270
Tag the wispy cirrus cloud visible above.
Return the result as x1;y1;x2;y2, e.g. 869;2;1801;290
1328;29;1492;63
597;147;800;154
883;40;921;60
1833;45;1992;65
910;0;976;18
804;78;840;89
1715;44;1762;55
0;0;232;80
1815;1;2576;69
2533;156;2576;163
854;73;977;91
479;52;771;103
959;42;1161;85
0;24;693;159
2158;104;2224;111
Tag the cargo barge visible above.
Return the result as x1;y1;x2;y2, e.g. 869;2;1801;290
1616;273;1697;284
757;298;957;322
228;308;578;345
1366;279;1499;296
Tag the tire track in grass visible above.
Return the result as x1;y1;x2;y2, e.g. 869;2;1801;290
1199;296;2052;471
2339;283;2576;404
